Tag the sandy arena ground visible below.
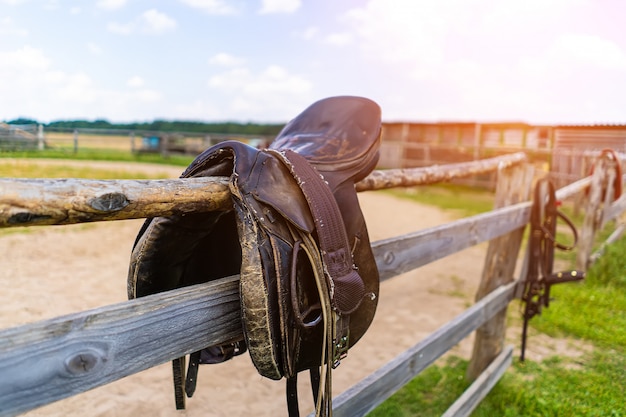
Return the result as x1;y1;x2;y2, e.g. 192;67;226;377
0;160;580;417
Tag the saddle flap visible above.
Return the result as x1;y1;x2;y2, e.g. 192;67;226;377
248;152;315;233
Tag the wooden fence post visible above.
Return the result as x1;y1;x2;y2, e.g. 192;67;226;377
466;162;534;380
73;129;79;154
37;124;45;150
576;153;617;270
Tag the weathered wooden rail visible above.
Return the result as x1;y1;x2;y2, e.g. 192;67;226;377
0;150;624;417
0;152;525;227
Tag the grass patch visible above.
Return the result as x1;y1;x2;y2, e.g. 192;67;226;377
370;352;626;417
369;236;626;416
0;148;194;167
0;160;173;180
388;183;495;217
476;350;626;417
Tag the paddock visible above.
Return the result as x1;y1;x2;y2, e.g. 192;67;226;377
0;150;624;416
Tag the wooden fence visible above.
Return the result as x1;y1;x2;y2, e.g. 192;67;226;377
0;151;624;417
31;127;271;156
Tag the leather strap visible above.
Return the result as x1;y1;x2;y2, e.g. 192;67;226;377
520;178;584;361
287;375;299;417
185;351;201;398
172;357;186;409
269;149;366;314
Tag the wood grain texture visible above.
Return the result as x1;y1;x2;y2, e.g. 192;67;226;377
0;276;241;416
373;202;531;281
355;152;527;192
577;159;609;270
466;163;533;380
317;282;517;417
0;153;527;228
0;177;232;227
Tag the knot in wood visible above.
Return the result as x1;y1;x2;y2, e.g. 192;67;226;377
383;251;395;265
64;350;102;375
89;192;129;212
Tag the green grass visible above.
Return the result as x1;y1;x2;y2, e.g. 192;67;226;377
370;184;626;416
0;148;194;167
389;183;495;217
0;161;173;180
370;350;626;417
369;235;626;416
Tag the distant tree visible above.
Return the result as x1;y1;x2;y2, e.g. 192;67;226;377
6;118;39;125
44;119;285;135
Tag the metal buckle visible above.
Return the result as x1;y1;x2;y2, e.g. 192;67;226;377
332;330;350;368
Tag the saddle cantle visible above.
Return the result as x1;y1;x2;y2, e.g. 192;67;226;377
128;96;382;416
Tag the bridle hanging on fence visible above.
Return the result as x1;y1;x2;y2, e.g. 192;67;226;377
519;178;585;361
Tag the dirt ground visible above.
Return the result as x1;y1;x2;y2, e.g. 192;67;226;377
0;160;586;417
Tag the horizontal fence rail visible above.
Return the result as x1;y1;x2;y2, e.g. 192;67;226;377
0;153;526;228
354;152;526;191
0;177;232;227
0;276;241;416
441;345;514;417
0;187;537;415
321;281;518;417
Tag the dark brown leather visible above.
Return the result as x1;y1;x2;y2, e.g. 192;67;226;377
128;96;382;411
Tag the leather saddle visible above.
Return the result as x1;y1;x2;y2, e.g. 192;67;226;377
128;96;382;416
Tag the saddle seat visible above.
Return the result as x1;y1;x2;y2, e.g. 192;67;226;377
128;96;382;416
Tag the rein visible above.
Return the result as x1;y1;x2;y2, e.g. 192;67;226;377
519;178;585;361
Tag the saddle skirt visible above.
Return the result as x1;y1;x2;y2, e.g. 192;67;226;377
128;96;382;415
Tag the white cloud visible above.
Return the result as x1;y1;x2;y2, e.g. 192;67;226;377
258;0;301;14
247;65;311;94
87;42;103;55
0;46;163;122
127;75;145;88
0;46;50;71
341;0;589;82
70;6;81;15
179;0;241;15
552;34;626;70
209;52;246;67
140;9;177;33
298;26;318;40
207;64;313;121
0;17;28;36
209;65;311;95
55;73;97;103
107;21;133;35
324;32;352;47
344;0;450;79
43;0;59;10
107;9;177;35
97;0;127;10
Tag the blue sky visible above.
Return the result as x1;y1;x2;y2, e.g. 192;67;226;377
1;0;625;124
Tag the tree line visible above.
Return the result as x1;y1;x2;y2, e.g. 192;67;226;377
4;118;285;136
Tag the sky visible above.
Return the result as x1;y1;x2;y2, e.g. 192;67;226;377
1;0;625;125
